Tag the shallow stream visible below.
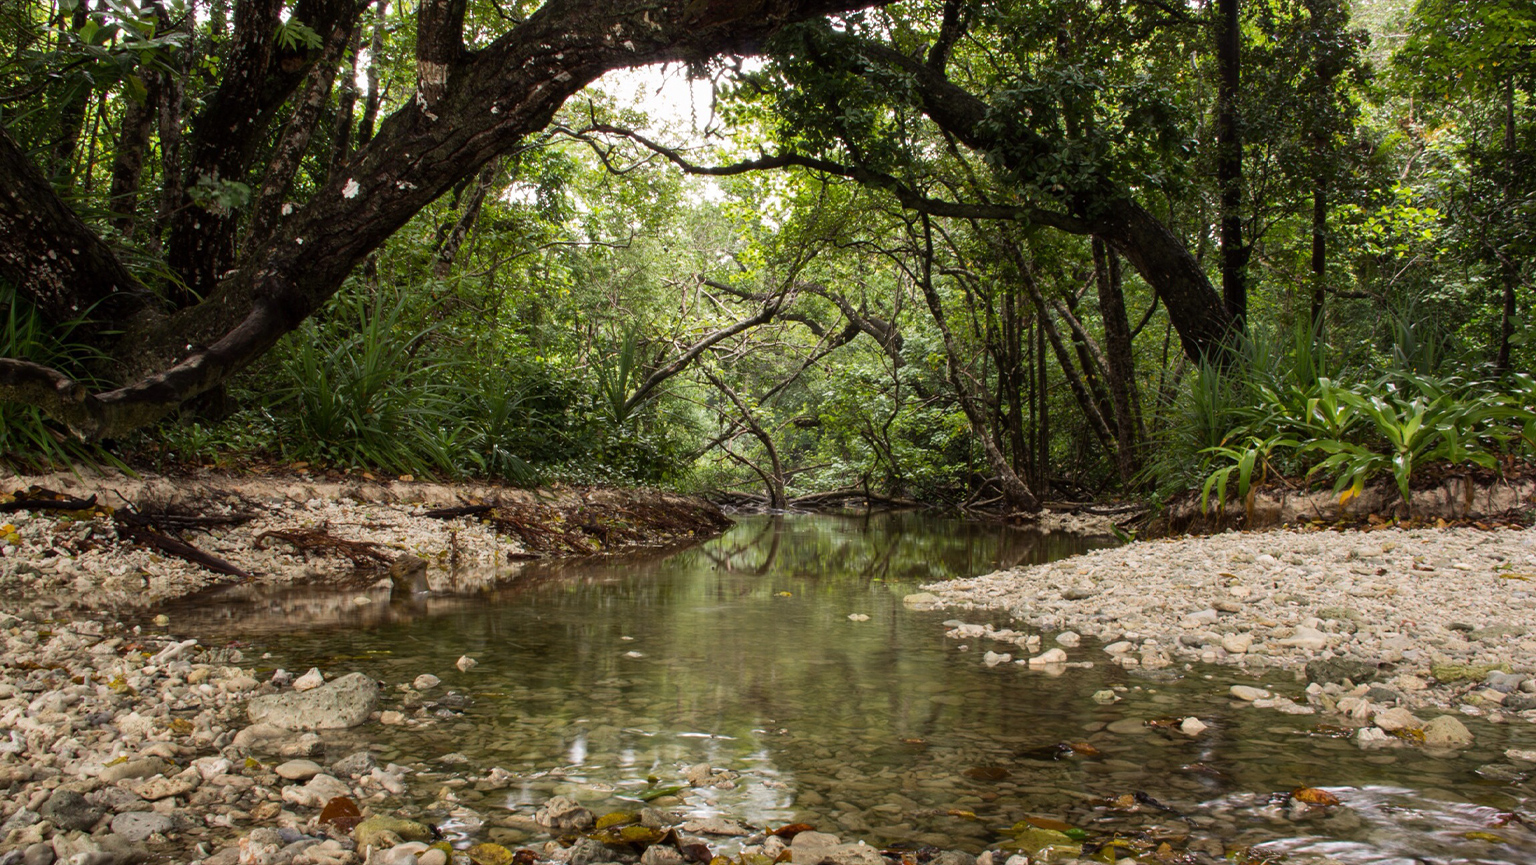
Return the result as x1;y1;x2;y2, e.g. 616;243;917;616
171;513;1536;863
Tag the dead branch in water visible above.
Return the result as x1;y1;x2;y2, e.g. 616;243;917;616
255;526;392;567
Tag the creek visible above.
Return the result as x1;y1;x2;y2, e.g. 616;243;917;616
168;513;1536;863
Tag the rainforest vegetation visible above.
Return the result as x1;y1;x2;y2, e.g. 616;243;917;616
0;0;1532;510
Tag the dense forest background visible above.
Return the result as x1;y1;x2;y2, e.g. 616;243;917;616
0;0;1531;510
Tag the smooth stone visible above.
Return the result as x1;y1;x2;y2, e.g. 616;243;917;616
1106;718;1147;735
246;672;380;730
280;774;351;808
456;656;477;672
1180;717;1209;736
1028;648;1068;666
902;593;942;609
99;759;171;785
275;760;324;781
1055;631;1081;647
534;796;593;832
110;812;172;843
412;674;441;691
293;668;325;692
1279;626;1329;651
1423;715;1474;750
353;817;433;849
1220;633;1253;654
1230;685;1271;702
419;851;448;865
1372;707;1424;732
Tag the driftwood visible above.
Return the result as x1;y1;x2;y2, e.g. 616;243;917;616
115;520;253;580
0;489;98;513
256;527;392;567
422;504;495;519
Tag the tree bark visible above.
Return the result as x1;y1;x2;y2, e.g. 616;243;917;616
164;0;362;305
0;0;886;440
916;216;1039;510
107;75;161;236
329;24;365;177
1216;0;1248;327
357;0;389;146
1496;73;1518;375
433;160;499;278
245;13;358;252
0;129;151;324
1093;237;1143;482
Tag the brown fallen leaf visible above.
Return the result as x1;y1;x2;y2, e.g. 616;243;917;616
1292;787;1340;806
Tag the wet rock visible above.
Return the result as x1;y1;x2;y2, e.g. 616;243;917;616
456;656;477;673
419;850;449;865
1221;633;1253;654
133;769;199;801
982;651;1011;667
789;832;883;865
99;758;171;785
535;796;594;832
1230;685;1271;702
640;847;685;865
110;812;172;843
566;838;608;865
1027;648;1067;667
1054;631;1080;647
412;674;440;691
1372;707;1424;732
353;816;433;849
331;751;378;778
293;668;325;692
246;672;380;730
681;817;747;836
39;789;104;832
1306;658;1380;685
902;593;941;610
276;760;324;781
1180;717;1209;736
281;774;351;808
1423;716;1474;750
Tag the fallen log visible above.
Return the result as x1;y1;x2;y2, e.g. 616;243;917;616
422;504;495;519
0;490;98;513
115;521;253;580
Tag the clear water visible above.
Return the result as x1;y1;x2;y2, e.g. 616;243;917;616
170;514;1536;863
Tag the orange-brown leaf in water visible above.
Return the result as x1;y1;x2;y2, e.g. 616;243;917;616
963;766;1010;781
1292;787;1340;806
770;824;815;839
1067;741;1101;757
512;851;538;865
318;796;362;832
944;809;977;820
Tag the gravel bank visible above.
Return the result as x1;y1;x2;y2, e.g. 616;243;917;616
918;525;1536;718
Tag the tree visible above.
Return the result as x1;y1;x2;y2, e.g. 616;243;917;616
0;0;879;441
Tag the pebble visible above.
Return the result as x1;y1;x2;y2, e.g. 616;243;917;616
293;667;325;691
1230;685;1271;702
456;656;478;672
1028;648;1068;666
1180;717;1209;736
412;674;441;690
1055;631;1081;647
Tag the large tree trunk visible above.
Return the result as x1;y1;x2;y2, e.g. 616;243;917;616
0;0;881;441
840;36;1240;363
1216;0;1248;327
164;0;362;305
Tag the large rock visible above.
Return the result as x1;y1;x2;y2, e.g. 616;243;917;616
353;816;433;849
790;832;885;865
1306;658;1381;685
1423;715;1474;750
535;796;594;832
110;812;173;843
246;672;380;730
39;789;103;832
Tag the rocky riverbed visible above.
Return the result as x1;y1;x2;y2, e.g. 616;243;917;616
4;476;1536;865
914;524;1536;743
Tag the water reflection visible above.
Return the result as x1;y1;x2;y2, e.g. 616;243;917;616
173;514;1536;862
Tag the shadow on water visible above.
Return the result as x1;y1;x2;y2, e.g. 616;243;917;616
168;513;1536;862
